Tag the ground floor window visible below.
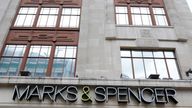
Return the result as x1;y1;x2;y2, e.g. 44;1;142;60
0;45;77;77
120;49;180;80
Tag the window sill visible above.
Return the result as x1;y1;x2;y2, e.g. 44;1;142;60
116;25;174;28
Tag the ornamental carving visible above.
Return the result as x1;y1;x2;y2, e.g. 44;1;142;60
7;30;79;45
115;0;163;5
20;0;82;5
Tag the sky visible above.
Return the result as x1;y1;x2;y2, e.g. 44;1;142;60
186;0;192;12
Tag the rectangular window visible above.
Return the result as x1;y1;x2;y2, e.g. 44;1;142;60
60;8;81;28
52;46;77;77
131;7;152;26
115;5;169;26
37;8;59;27
0;45;26;76
25;45;51;77
115;6;129;25
120;49;180;80
153;8;168;26
14;7;38;27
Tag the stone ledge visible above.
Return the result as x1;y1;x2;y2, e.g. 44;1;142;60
0;77;192;89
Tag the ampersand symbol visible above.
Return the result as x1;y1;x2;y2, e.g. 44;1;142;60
81;86;92;102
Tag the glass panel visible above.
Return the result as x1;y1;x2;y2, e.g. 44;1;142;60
153;8;165;14
14;45;26;56
52;59;64;77
132;51;142;57
50;8;59;14
47;15;57;27
14;15;26;26
155;59;168;79
133;59;145;79
131;7;140;13
116;7;128;13
41;8;50;14
144;59;156;78
63;8;71;14
0;58;11;75
3;45;15;56
63;59;73;77
116;14;129;25
39;46;51;57
153;51;164;58
121;58;133;78
121;50;131;57
140;7;150;14
143;51;153;57
28;8;37;14
8;58;21;76
29;46;40;57
19;8;28;14
166;59;180;79
55;46;66;57
142;15;152;25
132;15;142;25
37;15;48;27
155;15;168;26
60;16;70;27
164;51;175;58
35;59;48;77
66;46;77;58
71;8;80;15
25;58;38;75
23;15;35;26
70;16;79;27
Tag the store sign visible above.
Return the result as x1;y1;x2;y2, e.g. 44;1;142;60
12;85;178;104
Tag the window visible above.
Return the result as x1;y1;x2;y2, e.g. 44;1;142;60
0;45;26;76
14;7;38;27
153;8;168;26
115;7;129;25
13;7;81;28
131;7;152;26
37;8;59;27
52;46;77;77
25;45;51;77
115;6;169;26
121;49;180;80
60;8;81;28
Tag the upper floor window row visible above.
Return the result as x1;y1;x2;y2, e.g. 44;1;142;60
115;6;169;26
14;7;81;28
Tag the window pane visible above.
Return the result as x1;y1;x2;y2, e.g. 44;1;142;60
60;16;70;27
3;45;15;56
25;58;37;74
143;51;153;57
63;59;74;77
131;7;140;13
70;16;79;27
142;15;152;25
116;14;129;25
41;8;50;14
28;8;37;14
52;59;64;77
133;59;145;79
14;15;26;26
155;59;168;78
19;8;28;14
23;15;35;26
121;50;131;57
166;59;180;79
71;8;80;15
140;7;150;14
0;58;11;75
8;58;21;76
39;46;51;57
35;59;48;77
66;46;77;58
14;45;26;56
144;59;156;78
132;15;142;25
55;46;66;57
50;8;59;14
121;58;133;78
132;51;142;57
29;46;40;57
62;8;71;14
116;7;128;13
153;51;164;58
37;15;48;27
164;51;175;58
47;15;58;27
153;8;165;14
155;15;168;26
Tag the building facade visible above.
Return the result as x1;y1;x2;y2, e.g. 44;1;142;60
0;0;192;108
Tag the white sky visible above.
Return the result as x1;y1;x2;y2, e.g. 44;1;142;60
187;0;192;12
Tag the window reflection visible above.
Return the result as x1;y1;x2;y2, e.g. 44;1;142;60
153;8;168;26
121;49;180;79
